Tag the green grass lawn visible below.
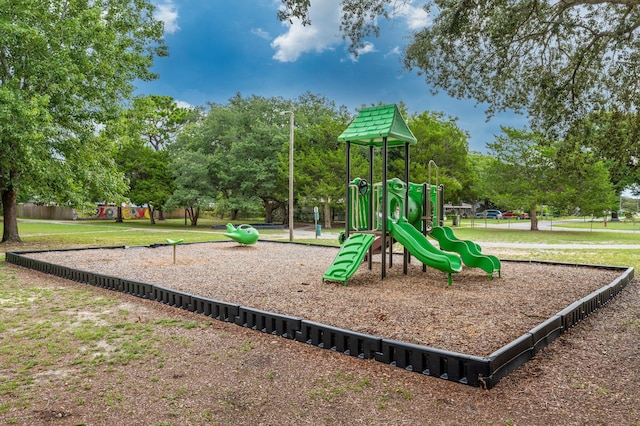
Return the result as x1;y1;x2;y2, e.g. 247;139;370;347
449;226;640;244
507;248;638;269
9;220;224;249
542;218;640;231
1;218;292;250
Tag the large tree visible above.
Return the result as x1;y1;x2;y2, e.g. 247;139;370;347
108;95;196;223
485;127;615;230
554;136;618;219
0;0;166;242
165;149;217;227
114;142;174;224
402;111;473;203
567;111;640;194
293;93;355;229
485;128;555;230
174;95;291;223
279;1;640;129
222;94;290;223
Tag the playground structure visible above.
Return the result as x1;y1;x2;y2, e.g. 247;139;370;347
6;106;630;393
223;223;260;245
323;104;500;285
6;108;632;389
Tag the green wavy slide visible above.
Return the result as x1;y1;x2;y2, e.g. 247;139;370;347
323;233;376;284
431;226;501;279
389;219;462;285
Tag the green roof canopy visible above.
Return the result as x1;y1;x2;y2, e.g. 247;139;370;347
338;104;417;147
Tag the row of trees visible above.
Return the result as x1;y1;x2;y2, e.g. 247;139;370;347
1;88;631;240
1;81;633;241
53;93;633;233
112;93;634;235
106;93;479;229
3;0;640;241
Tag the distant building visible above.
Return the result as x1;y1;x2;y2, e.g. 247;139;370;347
444;203;473;218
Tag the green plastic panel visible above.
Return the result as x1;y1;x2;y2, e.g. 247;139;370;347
323;233;376;284
431;226;501;278
338;104;417;147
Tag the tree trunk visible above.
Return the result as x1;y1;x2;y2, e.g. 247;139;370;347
529;206;539;231
1;186;21;243
263;199;281;224
265;203;274;223
323;202;332;229
115;206;123;223
149;206;156;225
187;206;199;226
158;209;165;221
230;209;239;221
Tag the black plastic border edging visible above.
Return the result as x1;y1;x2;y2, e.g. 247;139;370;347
484;265;633;388
4;246;634;390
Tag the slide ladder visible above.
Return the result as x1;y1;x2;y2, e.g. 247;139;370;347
323;233;376;285
389;218;462;285
431;226;501;279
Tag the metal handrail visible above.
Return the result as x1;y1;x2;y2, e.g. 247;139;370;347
428;160;438;187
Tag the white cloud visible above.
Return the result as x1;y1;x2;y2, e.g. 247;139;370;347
357;42;376;55
154;1;180;34
252;28;271;40
349;42;376;62
385;46;401;58
392;1;431;30
271;1;342;62
270;0;429;62
175;100;194;109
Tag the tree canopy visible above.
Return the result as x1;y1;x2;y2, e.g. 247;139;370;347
124;95;196;152
566;111;640;195
292;93;356;228
0;0;166;242
279;1;640;130
404;111;473;203
166;94;292;224
484;127;615;230
107;95;196;223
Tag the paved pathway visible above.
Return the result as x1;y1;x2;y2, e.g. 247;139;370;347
284;222;640;250
471;217;640;232
479;242;640;249
15;218;640;249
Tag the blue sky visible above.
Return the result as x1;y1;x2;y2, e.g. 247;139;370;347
138;0;527;152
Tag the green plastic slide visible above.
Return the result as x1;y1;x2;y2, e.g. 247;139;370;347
431;226;501;278
389;218;462;284
323;233;376;284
